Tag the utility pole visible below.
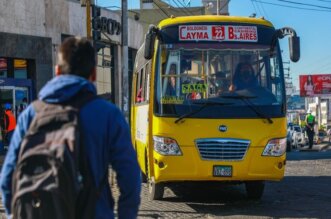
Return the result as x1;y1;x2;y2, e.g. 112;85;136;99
122;0;129;121
217;0;220;15
86;0;92;39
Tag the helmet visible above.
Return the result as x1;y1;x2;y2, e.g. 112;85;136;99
307;109;312;114
4;103;11;110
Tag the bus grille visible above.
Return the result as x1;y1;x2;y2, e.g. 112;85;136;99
195;138;250;161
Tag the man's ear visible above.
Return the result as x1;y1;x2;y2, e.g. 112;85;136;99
55;65;62;76
89;67;96;82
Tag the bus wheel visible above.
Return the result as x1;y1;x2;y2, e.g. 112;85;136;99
148;177;164;200
245;181;265;200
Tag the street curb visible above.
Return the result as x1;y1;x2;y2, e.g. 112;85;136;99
298;142;330;152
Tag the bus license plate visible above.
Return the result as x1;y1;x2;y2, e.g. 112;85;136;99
213;165;232;177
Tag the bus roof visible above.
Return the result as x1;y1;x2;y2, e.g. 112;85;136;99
158;15;274;29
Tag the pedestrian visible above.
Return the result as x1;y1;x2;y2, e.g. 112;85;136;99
0;37;141;219
18;97;28;115
305;110;315;149
3;103;16;145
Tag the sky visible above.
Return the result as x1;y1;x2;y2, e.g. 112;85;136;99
97;0;331;90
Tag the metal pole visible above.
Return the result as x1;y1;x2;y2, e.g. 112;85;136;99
86;0;92;39
122;0;129;121
217;0;220;15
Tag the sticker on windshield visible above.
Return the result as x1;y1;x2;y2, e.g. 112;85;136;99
182;83;207;94
161;96;184;104
179;25;257;42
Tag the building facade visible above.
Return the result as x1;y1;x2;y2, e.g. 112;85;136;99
0;0;144;117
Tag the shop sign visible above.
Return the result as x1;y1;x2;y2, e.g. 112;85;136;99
93;17;121;35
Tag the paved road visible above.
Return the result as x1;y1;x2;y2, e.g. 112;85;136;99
133;144;331;219
1;143;330;219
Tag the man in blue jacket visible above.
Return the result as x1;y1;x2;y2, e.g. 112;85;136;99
0;37;141;218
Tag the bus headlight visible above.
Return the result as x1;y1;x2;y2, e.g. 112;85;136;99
262;138;286;157
153;136;182;156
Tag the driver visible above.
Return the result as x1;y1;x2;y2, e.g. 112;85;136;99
230;63;258;91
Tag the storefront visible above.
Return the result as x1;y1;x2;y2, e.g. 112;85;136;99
0;32;53;118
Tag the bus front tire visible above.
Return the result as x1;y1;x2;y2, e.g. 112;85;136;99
245;181;265;200
148;177;164;200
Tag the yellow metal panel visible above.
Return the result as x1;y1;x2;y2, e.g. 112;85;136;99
151;116;286;183
158;15;274;29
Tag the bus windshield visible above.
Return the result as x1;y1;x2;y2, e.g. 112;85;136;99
154;43;285;119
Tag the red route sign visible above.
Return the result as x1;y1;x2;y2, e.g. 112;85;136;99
179;25;257;42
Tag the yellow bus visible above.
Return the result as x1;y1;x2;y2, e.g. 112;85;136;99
131;15;300;200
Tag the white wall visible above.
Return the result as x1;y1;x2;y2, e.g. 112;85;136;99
1;0;145;96
0;0;46;36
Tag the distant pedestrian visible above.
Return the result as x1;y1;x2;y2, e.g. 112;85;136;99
18;97;28;115
0;37;141;219
305;110;315;149
3;103;16;145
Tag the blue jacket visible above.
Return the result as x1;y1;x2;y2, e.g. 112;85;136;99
0;75;141;218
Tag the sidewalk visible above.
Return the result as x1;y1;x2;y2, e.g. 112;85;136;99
299;140;331;152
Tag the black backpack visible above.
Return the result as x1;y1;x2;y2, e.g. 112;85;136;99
11;92;106;219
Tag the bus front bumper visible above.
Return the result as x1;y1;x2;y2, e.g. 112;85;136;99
153;146;286;183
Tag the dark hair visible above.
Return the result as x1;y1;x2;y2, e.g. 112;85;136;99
307;75;314;85
233;63;257;89
58;37;96;79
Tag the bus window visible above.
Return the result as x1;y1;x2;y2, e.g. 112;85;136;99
135;63;150;104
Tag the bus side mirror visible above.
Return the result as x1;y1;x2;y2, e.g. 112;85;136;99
289;36;300;62
271;27;300;62
144;25;158;60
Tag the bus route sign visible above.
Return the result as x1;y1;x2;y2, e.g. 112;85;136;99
179;25;258;42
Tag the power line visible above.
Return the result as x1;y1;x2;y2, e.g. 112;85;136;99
253;0;331;12
152;0;171;18
173;0;194;15
172;0;191;16
252;0;263;16
250;0;258;14
255;0;266;17
258;0;269;19
278;0;331;10
316;0;331;3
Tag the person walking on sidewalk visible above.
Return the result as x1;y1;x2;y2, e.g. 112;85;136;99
0;37;141;219
3;103;16;145
305;110;316;149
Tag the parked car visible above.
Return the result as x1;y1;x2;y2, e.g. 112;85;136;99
287;125;306;151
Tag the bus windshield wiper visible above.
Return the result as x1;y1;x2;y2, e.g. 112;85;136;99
174;100;232;124
220;94;273;124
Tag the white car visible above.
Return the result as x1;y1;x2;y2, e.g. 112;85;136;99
287;125;306;150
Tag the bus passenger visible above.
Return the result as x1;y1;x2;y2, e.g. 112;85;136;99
212;71;228;95
165;64;177;96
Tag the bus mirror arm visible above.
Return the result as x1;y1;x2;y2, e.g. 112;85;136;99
270;27;300;63
144;25;159;60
